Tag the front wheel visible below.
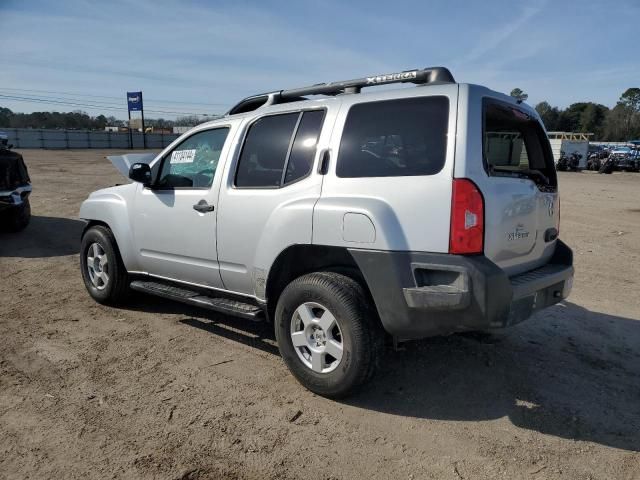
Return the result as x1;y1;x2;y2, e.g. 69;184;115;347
80;225;130;305
275;272;383;398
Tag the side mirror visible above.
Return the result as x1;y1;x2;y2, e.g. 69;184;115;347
129;162;152;186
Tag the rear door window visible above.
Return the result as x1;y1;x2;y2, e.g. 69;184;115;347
483;100;557;189
235;110;325;188
235;113;299;188
336;96;449;178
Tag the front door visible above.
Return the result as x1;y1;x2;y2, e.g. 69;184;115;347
131;126;233;288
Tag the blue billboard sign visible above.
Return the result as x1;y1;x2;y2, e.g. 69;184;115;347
127;91;143;112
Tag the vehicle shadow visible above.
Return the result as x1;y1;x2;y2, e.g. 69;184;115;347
122;295;640;452
123;295;279;356
346;301;640;452
0;215;84;257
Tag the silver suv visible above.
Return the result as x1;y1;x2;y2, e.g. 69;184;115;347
79;67;574;397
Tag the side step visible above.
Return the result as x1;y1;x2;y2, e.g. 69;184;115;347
130;280;264;321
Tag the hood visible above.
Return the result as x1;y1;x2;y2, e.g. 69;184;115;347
107;153;157;178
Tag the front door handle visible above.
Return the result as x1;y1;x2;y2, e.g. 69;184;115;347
193;200;215;213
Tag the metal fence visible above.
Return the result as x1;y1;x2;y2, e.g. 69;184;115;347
3;128;180;149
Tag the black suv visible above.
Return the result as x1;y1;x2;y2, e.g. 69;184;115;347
0;133;32;232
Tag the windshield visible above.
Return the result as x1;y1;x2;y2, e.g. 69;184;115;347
483;99;557;191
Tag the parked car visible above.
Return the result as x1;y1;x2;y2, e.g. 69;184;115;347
79;67;574;397
0;132;32;232
610;147;638;172
614;156;638;172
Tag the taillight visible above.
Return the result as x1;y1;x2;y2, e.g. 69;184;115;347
449;178;484;254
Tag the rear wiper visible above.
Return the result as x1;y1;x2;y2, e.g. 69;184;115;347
489;166;549;185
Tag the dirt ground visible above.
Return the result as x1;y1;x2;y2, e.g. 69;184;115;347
1;150;639;480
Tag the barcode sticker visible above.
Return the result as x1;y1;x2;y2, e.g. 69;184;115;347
170;149;196;164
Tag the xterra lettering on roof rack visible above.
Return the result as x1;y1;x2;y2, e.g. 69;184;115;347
367;71;417;84
227;66;456;116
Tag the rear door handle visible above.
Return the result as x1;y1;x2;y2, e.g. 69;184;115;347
318;149;330;174
193;200;215;213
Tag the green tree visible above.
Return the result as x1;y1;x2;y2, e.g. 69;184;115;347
94;114;108;130
510;88;528;102
175;115;209;127
578;103;608;138
603;105;631;141
619;88;640;111
535;101;560;131
0;107;13;127
602;88;640;140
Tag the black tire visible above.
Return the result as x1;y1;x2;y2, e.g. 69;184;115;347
80;225;130;305
1;199;31;232
274;272;383;398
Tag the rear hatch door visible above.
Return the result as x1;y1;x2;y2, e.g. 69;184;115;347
474;97;559;276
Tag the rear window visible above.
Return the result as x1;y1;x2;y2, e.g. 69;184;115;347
337;96;449;178
483;100;557;190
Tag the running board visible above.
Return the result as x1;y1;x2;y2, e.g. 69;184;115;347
130;280;264;321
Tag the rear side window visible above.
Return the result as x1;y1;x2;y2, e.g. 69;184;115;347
337;96;449;178
235;110;325;188
284;110;325;184
483;100;557;189
235;113;299;187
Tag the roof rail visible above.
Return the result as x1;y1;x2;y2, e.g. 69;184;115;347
227;66;455;115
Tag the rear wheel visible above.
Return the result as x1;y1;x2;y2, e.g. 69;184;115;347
275;272;383;398
80;225;130;305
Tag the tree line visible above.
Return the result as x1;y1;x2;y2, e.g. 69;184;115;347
0;107;212;131
511;87;640;141
2;87;640;141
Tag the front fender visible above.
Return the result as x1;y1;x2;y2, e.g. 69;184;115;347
79;184;138;270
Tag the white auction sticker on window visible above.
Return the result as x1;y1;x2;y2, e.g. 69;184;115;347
170;149;196;164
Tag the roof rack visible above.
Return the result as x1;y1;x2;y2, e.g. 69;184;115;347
227;66;455;116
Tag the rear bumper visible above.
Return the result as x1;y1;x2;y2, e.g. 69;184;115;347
349;241;574;340
0;185;32;212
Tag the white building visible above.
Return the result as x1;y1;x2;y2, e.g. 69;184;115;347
172;126;192;134
547;132;592;168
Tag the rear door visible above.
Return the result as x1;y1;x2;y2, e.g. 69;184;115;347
470;96;559;275
216;108;328;296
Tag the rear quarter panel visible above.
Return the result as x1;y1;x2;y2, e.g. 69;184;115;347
313;84;459;253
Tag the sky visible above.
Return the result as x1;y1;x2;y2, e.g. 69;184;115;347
1;0;638;120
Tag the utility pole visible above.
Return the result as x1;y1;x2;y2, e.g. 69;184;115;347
140;91;146;149
127;107;133;149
